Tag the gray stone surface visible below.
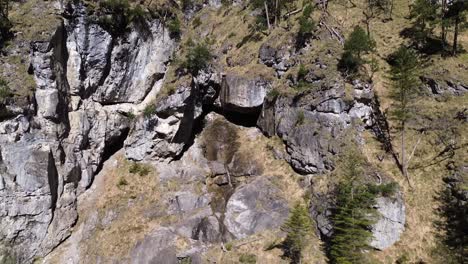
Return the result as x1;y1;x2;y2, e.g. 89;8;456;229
370;195;406;250
224;177;289;239
220;74;269;113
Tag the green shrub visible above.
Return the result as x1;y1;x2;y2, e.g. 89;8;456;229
117;177;128;187
377;182;398;197
143;104;156;118
183;42;212;75
192;17;202;28
239;253;257;264
0;78;11;104
297;64;308;81
125;111;136;120
296;110;305;126
267;88;280;98
129;162;151;176
98;0;147;36
225;242;233;251
167;17;181;39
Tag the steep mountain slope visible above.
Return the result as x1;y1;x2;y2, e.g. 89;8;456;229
0;0;466;263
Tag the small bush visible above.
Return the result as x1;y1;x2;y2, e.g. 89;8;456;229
98;0;147;36
297;64;308;81
225;242;233;251
296;110;305;126
125;111;136;120
143;104;156;118
183;42;212;75
267;88;280;98
192;17;202;28
0;78;11;104
167;17;181;39
239;253;256;264
117;177;128;187
129;162;151;176
377;182;398;197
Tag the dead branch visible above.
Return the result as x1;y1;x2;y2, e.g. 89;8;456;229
320;21;344;45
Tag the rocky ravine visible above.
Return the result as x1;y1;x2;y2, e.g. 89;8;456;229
0;2;406;263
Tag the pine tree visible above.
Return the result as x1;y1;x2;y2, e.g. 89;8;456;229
435;170;468;264
281;203;314;264
328;148;380;264
388;46;420;187
339;26;375;74
296;4;315;47
409;0;438;48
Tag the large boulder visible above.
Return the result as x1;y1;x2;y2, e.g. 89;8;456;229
220;74;270;113
370;195;406;250
224;177;289;239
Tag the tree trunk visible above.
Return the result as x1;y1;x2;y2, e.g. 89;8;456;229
401;122;412;188
389;0;394;19
275;0;279;27
264;1;271;31
452;14;459;56
441;0;447;49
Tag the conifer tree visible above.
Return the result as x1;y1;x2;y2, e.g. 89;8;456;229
388;46;420;187
409;0;438;48
281;203;314;264
328;147;379;264
296;4;315;47
339;26;375;74
436;179;468;264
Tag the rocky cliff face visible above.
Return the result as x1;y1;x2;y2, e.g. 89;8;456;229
0;1;409;263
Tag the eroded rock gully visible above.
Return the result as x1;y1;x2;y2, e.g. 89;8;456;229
0;2;407;263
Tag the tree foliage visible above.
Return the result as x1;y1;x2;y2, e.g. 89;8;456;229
388;46;420;183
445;0;468;55
339;26;375;74
167;16;181;39
435;177;468;264
98;0;147;36
328;147;396;264
388;46;420;126
281;203;314;264
409;0;438;47
183;41;212;75
0;0;12;50
296;4;316;46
